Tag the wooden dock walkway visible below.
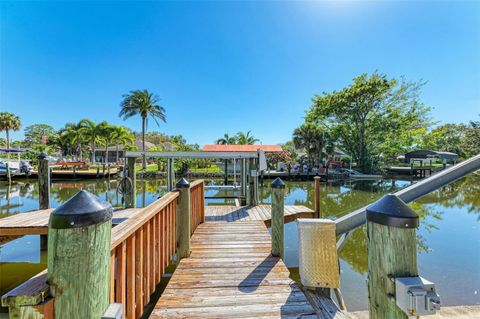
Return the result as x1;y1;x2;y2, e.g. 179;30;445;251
152;221;318;319
204;204;315;225
0;208;139;244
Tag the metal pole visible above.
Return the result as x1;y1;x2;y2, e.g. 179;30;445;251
335;154;480;236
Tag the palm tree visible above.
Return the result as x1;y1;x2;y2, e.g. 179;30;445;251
80;119;104;164
215;133;237;145
112;126;134;163
236;131;259;145
119;89;166;169
59;121;87;161
98;122;116;164
293;123;330;167
0;112;21;152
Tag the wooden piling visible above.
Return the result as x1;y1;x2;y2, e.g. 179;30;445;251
271;177;285;260
5;162;11;184
367;194;419;319
38;153;50;209
176;178;191;259
47;190;113;319
125;157;136;208
314;176;321;218
248;159;257;206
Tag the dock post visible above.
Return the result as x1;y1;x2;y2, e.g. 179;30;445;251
38;152;50;209
240;159;247;206
314;176;321;218
367;194;419;319
5;163;11;184
248;159;258;206
176;178;191;259
125;157;136;208
47;190;113;319
271;177;285;260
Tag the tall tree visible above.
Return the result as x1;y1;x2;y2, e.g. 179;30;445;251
461;118;480;158
421;123;466;157
80;119;104;163
119;89;166;169
112;126;134;163
58;122;87;160
98;121;116;164
215;133;237;145
292;122;331;167
24;124;57;147
236;131;259;145
307;72;431;172
0;112;21;151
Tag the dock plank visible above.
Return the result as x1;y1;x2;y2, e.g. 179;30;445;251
0;207;140;238
204;205;314;225
151;221;319;319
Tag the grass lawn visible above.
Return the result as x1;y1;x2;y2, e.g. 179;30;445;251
189;166;222;173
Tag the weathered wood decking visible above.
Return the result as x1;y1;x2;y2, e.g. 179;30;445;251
152;221;318;318
0;208;140;244
151;205;349;319
0;204;313;243
204;204;315;226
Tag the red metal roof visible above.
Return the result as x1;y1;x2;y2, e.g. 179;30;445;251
203;144;283;153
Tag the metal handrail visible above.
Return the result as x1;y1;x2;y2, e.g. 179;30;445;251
335;154;480;236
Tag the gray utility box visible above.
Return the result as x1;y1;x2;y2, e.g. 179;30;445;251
395;276;441;316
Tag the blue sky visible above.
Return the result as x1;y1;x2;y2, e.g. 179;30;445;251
1;1;479;145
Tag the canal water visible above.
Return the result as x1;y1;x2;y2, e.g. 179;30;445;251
0;175;479;311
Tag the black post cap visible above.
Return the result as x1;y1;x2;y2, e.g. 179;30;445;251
49;190;113;229
176;178;190;188
366;194;419;228
38;152;48;160
271;177;285;189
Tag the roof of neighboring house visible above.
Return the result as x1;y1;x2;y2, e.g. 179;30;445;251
202;144;283;153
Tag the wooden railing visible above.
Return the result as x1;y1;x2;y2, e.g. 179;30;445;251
1;179;206;319
109;191;178;319
189;179;205;235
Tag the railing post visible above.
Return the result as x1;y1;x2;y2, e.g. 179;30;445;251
367;194;419;319
48;190;113;318
38;152;50;210
314;176;321;218
176;178;191;259
240;159;247;206
125;157;136;208
271;178;285;260
248;158;258;206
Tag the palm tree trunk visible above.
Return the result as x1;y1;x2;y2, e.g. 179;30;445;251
142;116;146;170
6;130;10;159
92;140;95;164
116;144;119;163
78;140;83;162
105;143;108;164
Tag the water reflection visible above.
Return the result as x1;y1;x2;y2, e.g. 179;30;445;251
0;175;479;310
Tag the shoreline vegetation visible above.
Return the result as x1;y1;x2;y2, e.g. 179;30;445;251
0;73;478;176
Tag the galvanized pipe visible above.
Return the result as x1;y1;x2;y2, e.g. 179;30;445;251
335;154;480;236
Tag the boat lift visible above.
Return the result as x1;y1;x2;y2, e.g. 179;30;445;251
125;151;268;206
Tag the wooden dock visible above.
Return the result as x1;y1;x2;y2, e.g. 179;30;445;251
152;221;318;318
1;179;349;319
204;204;315;225
0;207;139;244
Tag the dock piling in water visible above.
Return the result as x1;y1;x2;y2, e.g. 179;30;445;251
38;152;50;209
47;190;113;319
125;157;136;208
314;176;321;218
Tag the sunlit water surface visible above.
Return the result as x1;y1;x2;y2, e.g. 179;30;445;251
1;175;479;311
